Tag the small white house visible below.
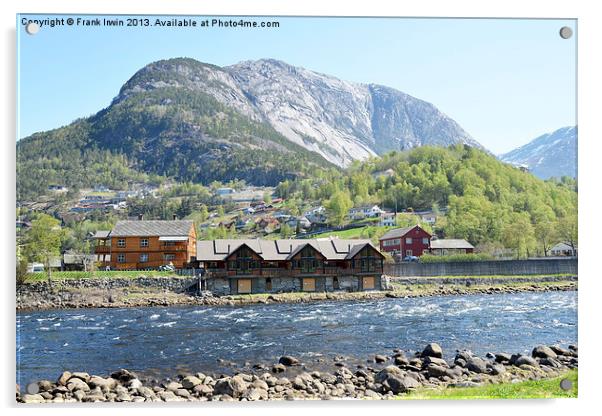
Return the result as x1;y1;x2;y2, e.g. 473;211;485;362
379;212;396;227
349;205;385;220
304;206;327;224
550;242;577;257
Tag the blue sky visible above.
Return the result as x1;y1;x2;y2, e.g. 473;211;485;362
17;15;576;154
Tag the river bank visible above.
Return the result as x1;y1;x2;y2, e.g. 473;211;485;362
16;274;577;311
17;342;578;403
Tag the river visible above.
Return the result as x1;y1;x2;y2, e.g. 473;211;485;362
16;290;577;387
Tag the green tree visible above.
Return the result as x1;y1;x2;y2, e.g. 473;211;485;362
263;191;272;205
326;190;353;226
557;214;578;254
280;223;293;238
535;219;558;257
502;213;536;259
22;214;63;282
199;205;209;222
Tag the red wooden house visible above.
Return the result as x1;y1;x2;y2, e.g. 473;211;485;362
378;225;432;257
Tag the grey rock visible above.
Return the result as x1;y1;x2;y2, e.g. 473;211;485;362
57;371;72;386
363;389;382;399
466;357;488;374
532;345;558;359
67;378;90;392
550;345;573;357
279;356;300;366
181;375;202;389
128;378;143;390
164;381;183;391
490;364;506;375
421;343;443;358
387;375;421;394
213;375;248;398
116;392;132;402
37;380;53;392
73;389;86;401
426;364;450;379
244;388;268;401
175;388;190;398
374;354;387;363
423;356;449;367
110;368;137;383
193;383;213;395
69;372;90;382
375;365;405;384
514;355;539;367
272;364;286;373
21;393;45;403
88;375;117;390
495;353;512;363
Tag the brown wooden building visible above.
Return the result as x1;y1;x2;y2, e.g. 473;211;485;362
196;238;385;295
94;220;197;270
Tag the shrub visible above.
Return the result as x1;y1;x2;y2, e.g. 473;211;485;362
419;253;493;263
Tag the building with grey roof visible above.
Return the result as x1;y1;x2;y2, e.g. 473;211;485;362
196;237;386;295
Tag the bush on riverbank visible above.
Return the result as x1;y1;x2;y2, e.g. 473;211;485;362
419;253;493;263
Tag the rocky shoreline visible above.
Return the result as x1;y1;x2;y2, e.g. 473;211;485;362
17;343;578;403
16;276;577;312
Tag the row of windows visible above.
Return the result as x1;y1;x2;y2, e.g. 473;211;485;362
383;238;429;246
115;239;180;248
117;253;176;263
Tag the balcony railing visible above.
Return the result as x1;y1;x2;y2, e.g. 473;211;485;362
206;267;382;279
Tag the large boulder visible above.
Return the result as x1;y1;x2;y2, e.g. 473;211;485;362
426;364;450;379
514;355;539;368
181;375;203;389
421;343;443;358
57;371;72;386
374;354;387;363
110;369;138;383
375;365;405;384
494;353;512;363
213;375;248;398
66;378;90;392
278;356;300;366
466;357;488;374
387;375;421;394
88;376;117;390
532;346;558;360
423;356;449;367
550;345;574;357
393;352;409;366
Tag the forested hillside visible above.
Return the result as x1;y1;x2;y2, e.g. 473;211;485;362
276;145;577;255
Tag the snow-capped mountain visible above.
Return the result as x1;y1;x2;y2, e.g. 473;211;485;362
500;126;577;179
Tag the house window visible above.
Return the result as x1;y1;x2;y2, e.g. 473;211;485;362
140;238;149;247
139;253;148;263
406;238;413;244
422;238;429;245
117;239;126;248
117;254;126;263
164;254;176;261
406;250;413;256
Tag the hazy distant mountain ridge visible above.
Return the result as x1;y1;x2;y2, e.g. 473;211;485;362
500;126;577;179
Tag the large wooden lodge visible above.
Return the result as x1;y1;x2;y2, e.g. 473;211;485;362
94;220;385;294
196;238;385;295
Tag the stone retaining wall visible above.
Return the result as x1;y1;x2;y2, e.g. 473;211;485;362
17;277;200;296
